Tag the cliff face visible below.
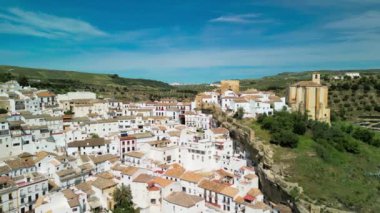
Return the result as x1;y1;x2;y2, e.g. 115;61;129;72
209;107;349;213
211;109;298;211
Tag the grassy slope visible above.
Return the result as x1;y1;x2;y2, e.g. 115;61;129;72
249;120;380;212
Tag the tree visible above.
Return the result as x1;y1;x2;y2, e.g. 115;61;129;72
64;110;74;115
0;108;7;114
90;133;99;138
18;75;29;87
113;185;135;213
233;107;244;120
0;72;14;82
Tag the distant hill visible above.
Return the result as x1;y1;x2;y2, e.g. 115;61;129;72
1;65;379;108
0;65;171;89
0;65;192;101
240;69;380;93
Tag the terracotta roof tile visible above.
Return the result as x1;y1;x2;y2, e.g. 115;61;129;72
125;151;145;159
220;186;239;198
121;166;139;176
133;173;154;183
164;165;185;178
198;180;226;193
164;191;203;208
211;127;229;135
247;188;262;197
91;177;117;190
150;177;173;187
36;91;55;97
68;138;110;147
180;171;204;183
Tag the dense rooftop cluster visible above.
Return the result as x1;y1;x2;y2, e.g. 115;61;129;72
0;80;287;213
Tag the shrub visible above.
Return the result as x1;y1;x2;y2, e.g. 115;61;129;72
352;128;374;143
364;105;372;111
293;121;307;135
342;137;360;154
310;122;359;154
270;130;299;148
256;114;267;123
233;108;244;120
342;83;351;90
351;84;359;91
370;138;380;147
374;83;380;90
374;105;380;112
363;85;371;92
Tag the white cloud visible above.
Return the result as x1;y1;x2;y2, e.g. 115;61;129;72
0;8;107;39
325;11;380;30
209;13;266;24
29;39;379;73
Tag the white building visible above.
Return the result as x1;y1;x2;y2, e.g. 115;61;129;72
67;138;114;156
163;191;205;213
345;72;360;79
15;173;49;213
184;111;212;130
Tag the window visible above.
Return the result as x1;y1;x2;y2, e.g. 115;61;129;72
150;199;156;204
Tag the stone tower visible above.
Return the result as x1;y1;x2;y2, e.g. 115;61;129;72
312;73;321;85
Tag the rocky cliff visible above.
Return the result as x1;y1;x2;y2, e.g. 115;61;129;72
208;106;350;213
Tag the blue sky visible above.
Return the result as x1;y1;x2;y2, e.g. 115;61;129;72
0;0;379;83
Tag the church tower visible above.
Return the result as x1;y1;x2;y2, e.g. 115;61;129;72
312;72;321;85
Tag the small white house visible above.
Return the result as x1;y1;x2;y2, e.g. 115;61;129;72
163;191;205;213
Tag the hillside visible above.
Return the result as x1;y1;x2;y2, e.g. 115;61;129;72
240;112;380;212
0;65;200;101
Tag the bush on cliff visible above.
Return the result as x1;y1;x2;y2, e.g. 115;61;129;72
270;130;299;148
